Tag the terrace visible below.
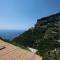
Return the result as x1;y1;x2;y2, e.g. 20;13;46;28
0;40;42;60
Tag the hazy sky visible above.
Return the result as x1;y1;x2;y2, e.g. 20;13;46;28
0;0;60;30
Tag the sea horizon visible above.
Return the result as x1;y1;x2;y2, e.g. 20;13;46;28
0;29;25;41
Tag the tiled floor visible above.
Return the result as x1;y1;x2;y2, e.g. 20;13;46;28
0;40;42;60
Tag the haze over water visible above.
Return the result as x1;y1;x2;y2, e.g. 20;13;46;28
0;30;24;40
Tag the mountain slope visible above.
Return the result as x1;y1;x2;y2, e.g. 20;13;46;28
13;13;60;54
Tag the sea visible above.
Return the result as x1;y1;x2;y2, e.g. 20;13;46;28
0;30;24;41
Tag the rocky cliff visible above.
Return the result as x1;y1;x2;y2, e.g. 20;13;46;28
13;13;60;53
35;13;60;39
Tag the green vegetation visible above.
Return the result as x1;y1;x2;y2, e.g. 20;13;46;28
9;41;29;50
0;37;29;51
13;14;60;53
10;13;60;59
42;52;60;60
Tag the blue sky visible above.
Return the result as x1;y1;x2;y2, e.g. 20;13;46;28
0;0;60;30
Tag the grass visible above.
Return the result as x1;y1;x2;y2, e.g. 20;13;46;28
2;39;29;51
9;41;30;51
43;52;60;60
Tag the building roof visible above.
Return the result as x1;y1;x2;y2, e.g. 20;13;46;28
0;40;42;60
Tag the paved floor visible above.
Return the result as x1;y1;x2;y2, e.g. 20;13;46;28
0;40;42;60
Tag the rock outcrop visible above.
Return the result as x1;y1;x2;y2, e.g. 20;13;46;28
13;13;60;53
